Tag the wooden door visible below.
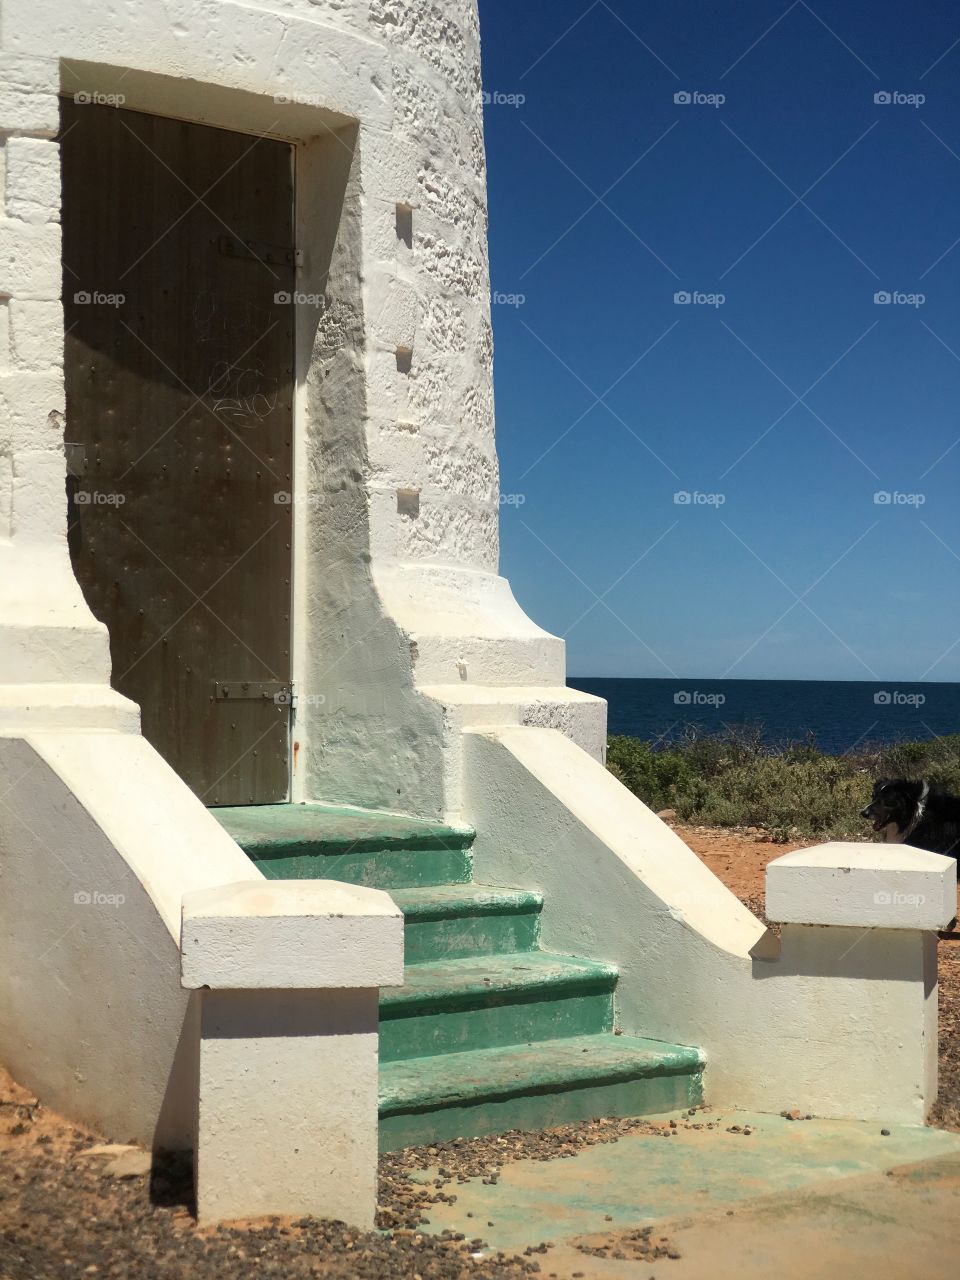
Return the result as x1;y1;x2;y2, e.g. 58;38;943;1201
61;102;295;805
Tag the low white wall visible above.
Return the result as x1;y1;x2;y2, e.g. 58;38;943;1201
0;732;262;1147
464;725;946;1123
0;729;403;1227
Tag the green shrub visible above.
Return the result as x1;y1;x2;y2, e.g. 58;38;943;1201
606;737;694;814
605;726;960;842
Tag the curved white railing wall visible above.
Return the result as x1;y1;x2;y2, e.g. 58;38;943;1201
464;725;954;1124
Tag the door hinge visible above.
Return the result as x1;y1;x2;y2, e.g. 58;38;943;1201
215;680;296;708
219;234;302;269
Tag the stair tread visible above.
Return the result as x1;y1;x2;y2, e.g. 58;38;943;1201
388;884;544;918
379;1034;704;1113
213;802;475;856
381;951;617;1010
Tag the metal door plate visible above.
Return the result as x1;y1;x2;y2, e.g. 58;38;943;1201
219;234;302;268
216;681;293;704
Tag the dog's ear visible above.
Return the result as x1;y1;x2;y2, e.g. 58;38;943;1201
890;778;923;802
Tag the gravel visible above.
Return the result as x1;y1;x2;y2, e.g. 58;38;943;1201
576;1224;681;1264
0;1082;714;1279
2;881;958;1276
930;937;960;1132
378;1109;719;1233
0;1117;542;1280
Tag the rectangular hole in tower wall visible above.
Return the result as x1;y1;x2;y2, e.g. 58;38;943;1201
397;487;420;518
395;345;413;374
396;202;413;249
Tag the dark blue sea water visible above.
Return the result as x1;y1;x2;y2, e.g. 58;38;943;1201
567;678;960;755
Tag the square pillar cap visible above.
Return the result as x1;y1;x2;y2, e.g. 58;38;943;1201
181;879;404;990
766;842;957;930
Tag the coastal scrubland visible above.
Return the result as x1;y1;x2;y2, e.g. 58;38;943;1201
607;727;960;842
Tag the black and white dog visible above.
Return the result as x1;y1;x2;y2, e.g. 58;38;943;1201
861;778;960;867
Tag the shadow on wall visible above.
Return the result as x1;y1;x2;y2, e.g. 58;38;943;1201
0;737;198;1150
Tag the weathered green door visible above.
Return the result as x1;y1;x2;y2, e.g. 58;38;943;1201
61;101;295;804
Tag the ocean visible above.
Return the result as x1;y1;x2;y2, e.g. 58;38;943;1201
567;677;960;756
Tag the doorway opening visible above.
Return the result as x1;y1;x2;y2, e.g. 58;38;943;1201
61;100;295;804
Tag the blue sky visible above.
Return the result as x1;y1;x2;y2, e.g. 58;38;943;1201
478;0;960;682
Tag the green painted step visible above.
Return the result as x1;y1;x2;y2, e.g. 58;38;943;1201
212;801;707;1154
379;952;617;1063
214;803;475;888
379;1034;705;1151
388;885;543;963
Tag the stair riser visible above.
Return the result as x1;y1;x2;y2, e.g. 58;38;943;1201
379;1069;704;1152
249;848;473;889
403;911;541;964
380;989;613;1063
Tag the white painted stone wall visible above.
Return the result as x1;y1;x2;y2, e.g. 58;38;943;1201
0;49;117;691
0;0;600;1220
0;0;603;820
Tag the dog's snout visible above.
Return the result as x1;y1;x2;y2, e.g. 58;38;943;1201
860;805;873;819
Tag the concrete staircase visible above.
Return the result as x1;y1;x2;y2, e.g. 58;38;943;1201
215;803;703;1151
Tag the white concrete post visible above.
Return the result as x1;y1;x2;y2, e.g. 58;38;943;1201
181;880;404;1226
765;843;957;1120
